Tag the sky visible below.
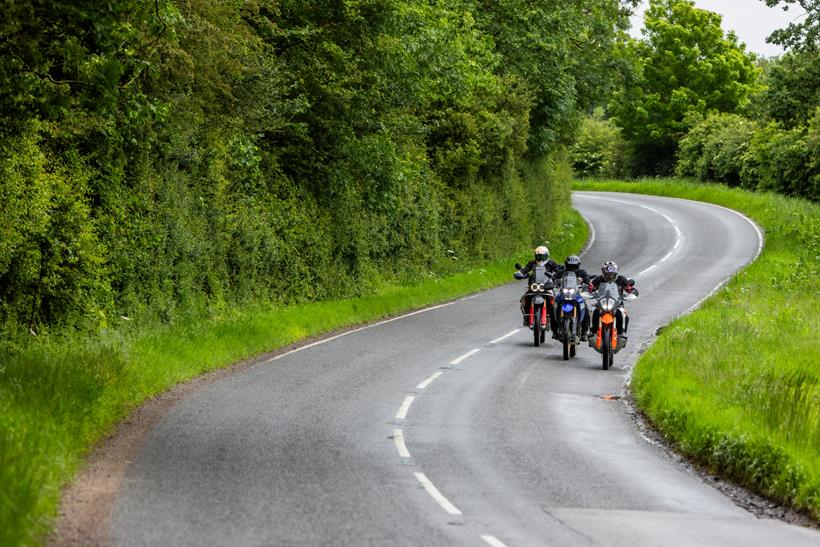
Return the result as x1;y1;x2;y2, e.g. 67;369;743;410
628;0;806;57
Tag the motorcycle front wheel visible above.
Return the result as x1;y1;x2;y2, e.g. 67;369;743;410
533;306;541;347
602;327;612;370
562;318;571;361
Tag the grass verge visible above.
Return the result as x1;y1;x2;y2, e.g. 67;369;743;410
574;178;819;520
0;210;587;546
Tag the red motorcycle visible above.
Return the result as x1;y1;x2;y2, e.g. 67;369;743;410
515;263;555;346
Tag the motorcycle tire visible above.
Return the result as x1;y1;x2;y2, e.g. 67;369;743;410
533;307;541;347
602;327;612;370
562;319;571;361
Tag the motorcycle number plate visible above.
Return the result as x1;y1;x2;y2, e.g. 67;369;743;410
533;296;544;305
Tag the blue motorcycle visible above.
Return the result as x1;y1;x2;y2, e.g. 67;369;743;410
554;272;587;361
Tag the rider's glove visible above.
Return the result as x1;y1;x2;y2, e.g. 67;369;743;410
514;271;525;280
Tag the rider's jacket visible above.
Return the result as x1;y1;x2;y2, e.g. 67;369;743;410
589;274;637;296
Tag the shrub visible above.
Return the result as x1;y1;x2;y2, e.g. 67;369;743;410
569;113;627;178
676;113;757;186
741;121;818;200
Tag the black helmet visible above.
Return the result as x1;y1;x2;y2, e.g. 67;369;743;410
602;260;618;282
564;255;581;271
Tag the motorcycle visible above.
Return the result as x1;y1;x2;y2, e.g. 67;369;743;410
590;280;637;370
515;263;555;347
554;272;586;361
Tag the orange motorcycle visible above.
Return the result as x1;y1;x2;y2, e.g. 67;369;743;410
590;281;637;370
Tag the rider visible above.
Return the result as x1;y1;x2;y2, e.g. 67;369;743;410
514;245;559;326
552;255;591;341
588;261;638;341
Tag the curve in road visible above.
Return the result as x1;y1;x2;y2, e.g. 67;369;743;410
106;192;817;546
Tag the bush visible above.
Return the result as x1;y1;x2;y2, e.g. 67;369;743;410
569;113;627;178
676;113;757;186
741;119;819;200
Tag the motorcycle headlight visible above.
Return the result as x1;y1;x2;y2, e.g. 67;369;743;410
530;283;543;292
602;297;616;311
562;288;575;298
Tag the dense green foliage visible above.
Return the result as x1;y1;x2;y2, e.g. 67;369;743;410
762;0;820;52
756;50;820;128
0;0;632;336
674;52;820;199
569;110;626;178
0;212;587;547
575;1;819;201
676;113;756;186
575;179;819;520
0;1;633;544
610;0;758;174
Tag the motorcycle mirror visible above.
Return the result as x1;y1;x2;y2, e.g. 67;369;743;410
628;278;635;285
514;263;522;270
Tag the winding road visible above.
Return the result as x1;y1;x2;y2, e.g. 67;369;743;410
109;192;818;546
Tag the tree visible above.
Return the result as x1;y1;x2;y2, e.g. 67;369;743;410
470;0;635;154
761;0;819;52
610;0;758;174
756;50;820;127
569;110;626;178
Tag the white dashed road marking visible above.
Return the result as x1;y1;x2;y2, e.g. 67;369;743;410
416;371;443;390
414;473;462;515
489;329;520;345
396;396;415;420
393;429;411;458
481;535;509;547
450;348;480;365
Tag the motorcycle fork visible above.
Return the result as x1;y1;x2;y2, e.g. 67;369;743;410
529;302;534;327
603;312;618;349
599;312;615;349
541;304;548;327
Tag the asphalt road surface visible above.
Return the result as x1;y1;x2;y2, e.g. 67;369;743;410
111;192;819;546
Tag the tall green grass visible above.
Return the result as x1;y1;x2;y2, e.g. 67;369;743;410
0;211;588;546
575;179;819;519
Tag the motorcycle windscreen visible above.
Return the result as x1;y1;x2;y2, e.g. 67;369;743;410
598;281;619;299
562;272;578;290
533;265;550;285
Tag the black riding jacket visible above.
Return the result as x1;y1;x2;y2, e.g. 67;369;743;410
589;274;637;296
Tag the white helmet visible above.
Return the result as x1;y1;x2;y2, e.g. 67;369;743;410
534;245;549;263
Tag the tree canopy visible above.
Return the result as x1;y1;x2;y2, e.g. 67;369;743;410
610;0;758;174
761;0;820;51
0;0;633;333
